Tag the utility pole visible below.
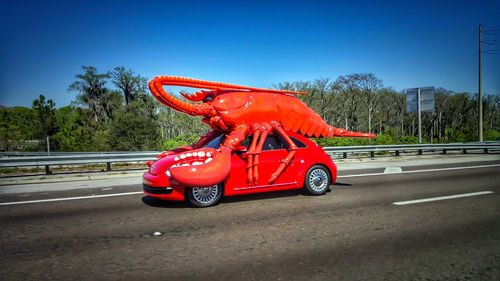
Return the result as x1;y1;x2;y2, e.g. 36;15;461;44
478;24;483;142
478;24;496;142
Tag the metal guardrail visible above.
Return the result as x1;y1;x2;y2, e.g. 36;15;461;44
0;143;498;175
0;153;159;174
323;143;500;158
0;151;159;157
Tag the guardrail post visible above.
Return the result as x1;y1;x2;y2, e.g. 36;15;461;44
484;148;488;154
370;151;375;158
462;149;467;154
106;162;112;171
395;150;400;156
418;149;423;155
343;152;347;159
442;149;447;155
45;165;51;175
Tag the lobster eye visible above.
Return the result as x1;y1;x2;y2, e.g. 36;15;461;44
204;96;213;102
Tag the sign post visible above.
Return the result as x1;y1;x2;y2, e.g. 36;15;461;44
406;87;435;144
417;88;422;144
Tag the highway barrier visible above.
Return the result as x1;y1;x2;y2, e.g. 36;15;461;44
323;143;500;158
1;143;499;174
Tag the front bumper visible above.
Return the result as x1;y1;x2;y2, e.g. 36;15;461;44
143;184;174;195
143;173;186;201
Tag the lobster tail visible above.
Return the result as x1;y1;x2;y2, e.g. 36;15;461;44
299;124;375;138
330;127;376;138
277;97;375;138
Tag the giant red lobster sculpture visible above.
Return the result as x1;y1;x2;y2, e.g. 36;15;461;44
150;76;375;187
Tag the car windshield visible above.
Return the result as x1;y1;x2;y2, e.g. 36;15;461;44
203;134;225;148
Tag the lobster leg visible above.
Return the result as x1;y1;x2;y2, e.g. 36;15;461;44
269;123;298;184
252;129;269;185
246;130;261;185
210;116;229;131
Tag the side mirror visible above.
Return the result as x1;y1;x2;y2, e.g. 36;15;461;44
235;145;248;153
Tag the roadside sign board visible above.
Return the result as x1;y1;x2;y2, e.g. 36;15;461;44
406;86;435;144
420;87;435;113
405;87;435;113
406;88;418;113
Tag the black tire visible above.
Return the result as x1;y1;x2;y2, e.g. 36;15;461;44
186;184;223;207
303;165;331;195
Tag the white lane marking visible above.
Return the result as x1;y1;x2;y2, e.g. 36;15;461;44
338;163;500;178
384;167;402;174
338;172;383;178
393;191;494;206
0;191;143;206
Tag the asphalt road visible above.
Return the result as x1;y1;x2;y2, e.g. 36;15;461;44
1;161;499;280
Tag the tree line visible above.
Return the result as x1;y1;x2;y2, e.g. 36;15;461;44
1;67;499;151
276;73;500;146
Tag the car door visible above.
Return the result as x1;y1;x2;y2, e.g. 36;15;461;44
225;134;299;195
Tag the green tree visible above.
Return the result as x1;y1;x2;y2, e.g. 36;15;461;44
108;97;161;150
357;73;383;133
0;107;35;151
68;66;112;121
52;106;93;151
109;66;148;107
32;95;58;150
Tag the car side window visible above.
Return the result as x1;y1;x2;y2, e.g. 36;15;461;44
239;136;251;148
262;136;282;151
237;134;306;151
282;136;307;149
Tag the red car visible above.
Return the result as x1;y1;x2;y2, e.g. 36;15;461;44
143;131;337;207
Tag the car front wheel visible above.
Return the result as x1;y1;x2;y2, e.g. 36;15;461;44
187;184;223;207
304;165;331;195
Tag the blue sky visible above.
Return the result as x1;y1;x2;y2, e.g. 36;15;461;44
1;0;499;108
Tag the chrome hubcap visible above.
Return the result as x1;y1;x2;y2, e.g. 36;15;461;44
309;169;328;192
192;185;219;203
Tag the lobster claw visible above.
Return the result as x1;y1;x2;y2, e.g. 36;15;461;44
179;90;209;102
170;146;232;187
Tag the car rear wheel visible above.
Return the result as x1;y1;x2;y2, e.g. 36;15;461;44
187;184;223;207
304;165;331;195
